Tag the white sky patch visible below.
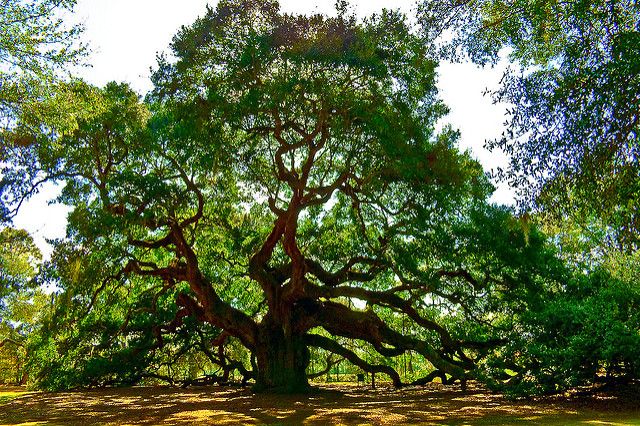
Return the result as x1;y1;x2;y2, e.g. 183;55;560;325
11;182;72;259
436;59;516;206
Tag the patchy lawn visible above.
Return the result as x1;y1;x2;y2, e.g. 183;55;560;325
1;382;639;425
0;388;35;405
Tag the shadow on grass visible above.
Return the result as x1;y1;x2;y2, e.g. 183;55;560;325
1;382;639;425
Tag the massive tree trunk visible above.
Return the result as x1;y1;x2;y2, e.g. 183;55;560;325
253;325;310;392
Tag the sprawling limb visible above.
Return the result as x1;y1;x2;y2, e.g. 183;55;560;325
309;277;457;348
304;257;387;287
410;370;450;386
305;334;402;387
307;354;344;380
313;301;472;380
123;218;260;351
305;258;502;350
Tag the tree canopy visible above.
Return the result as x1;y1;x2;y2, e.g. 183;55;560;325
1;0;638;395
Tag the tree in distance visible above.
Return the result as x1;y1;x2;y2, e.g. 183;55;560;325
0;0;86;221
0;227;44;384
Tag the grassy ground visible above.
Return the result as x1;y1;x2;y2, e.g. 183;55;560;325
0;382;639;425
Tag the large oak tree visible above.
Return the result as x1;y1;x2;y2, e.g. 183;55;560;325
3;0;559;392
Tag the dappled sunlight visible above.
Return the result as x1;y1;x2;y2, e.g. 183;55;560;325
170;409;256;424
1;383;639;425
0;388;35;404
2;423;49;426
1;423;49;426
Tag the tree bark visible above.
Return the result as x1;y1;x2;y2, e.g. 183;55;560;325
253;325;310;393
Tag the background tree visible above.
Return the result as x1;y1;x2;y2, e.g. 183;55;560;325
418;0;640;394
0;0;85;121
419;0;640;251
0;227;44;384
482;261;640;396
1;0;83;69
0;0;86;219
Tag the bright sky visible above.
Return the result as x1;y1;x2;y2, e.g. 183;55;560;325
13;0;513;257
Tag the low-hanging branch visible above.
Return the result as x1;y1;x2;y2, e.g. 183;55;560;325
312;300;471;380
305;333;402;387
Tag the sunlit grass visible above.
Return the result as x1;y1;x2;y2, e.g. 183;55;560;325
170;409;257;424
1;384;639;425
0;387;35;404
0;422;49;426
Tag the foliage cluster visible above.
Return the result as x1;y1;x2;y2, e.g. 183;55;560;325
0;0;85;154
0;227;44;384
420;0;640;251
0;0;638;397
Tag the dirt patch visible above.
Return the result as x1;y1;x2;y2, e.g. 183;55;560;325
1;382;639;425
